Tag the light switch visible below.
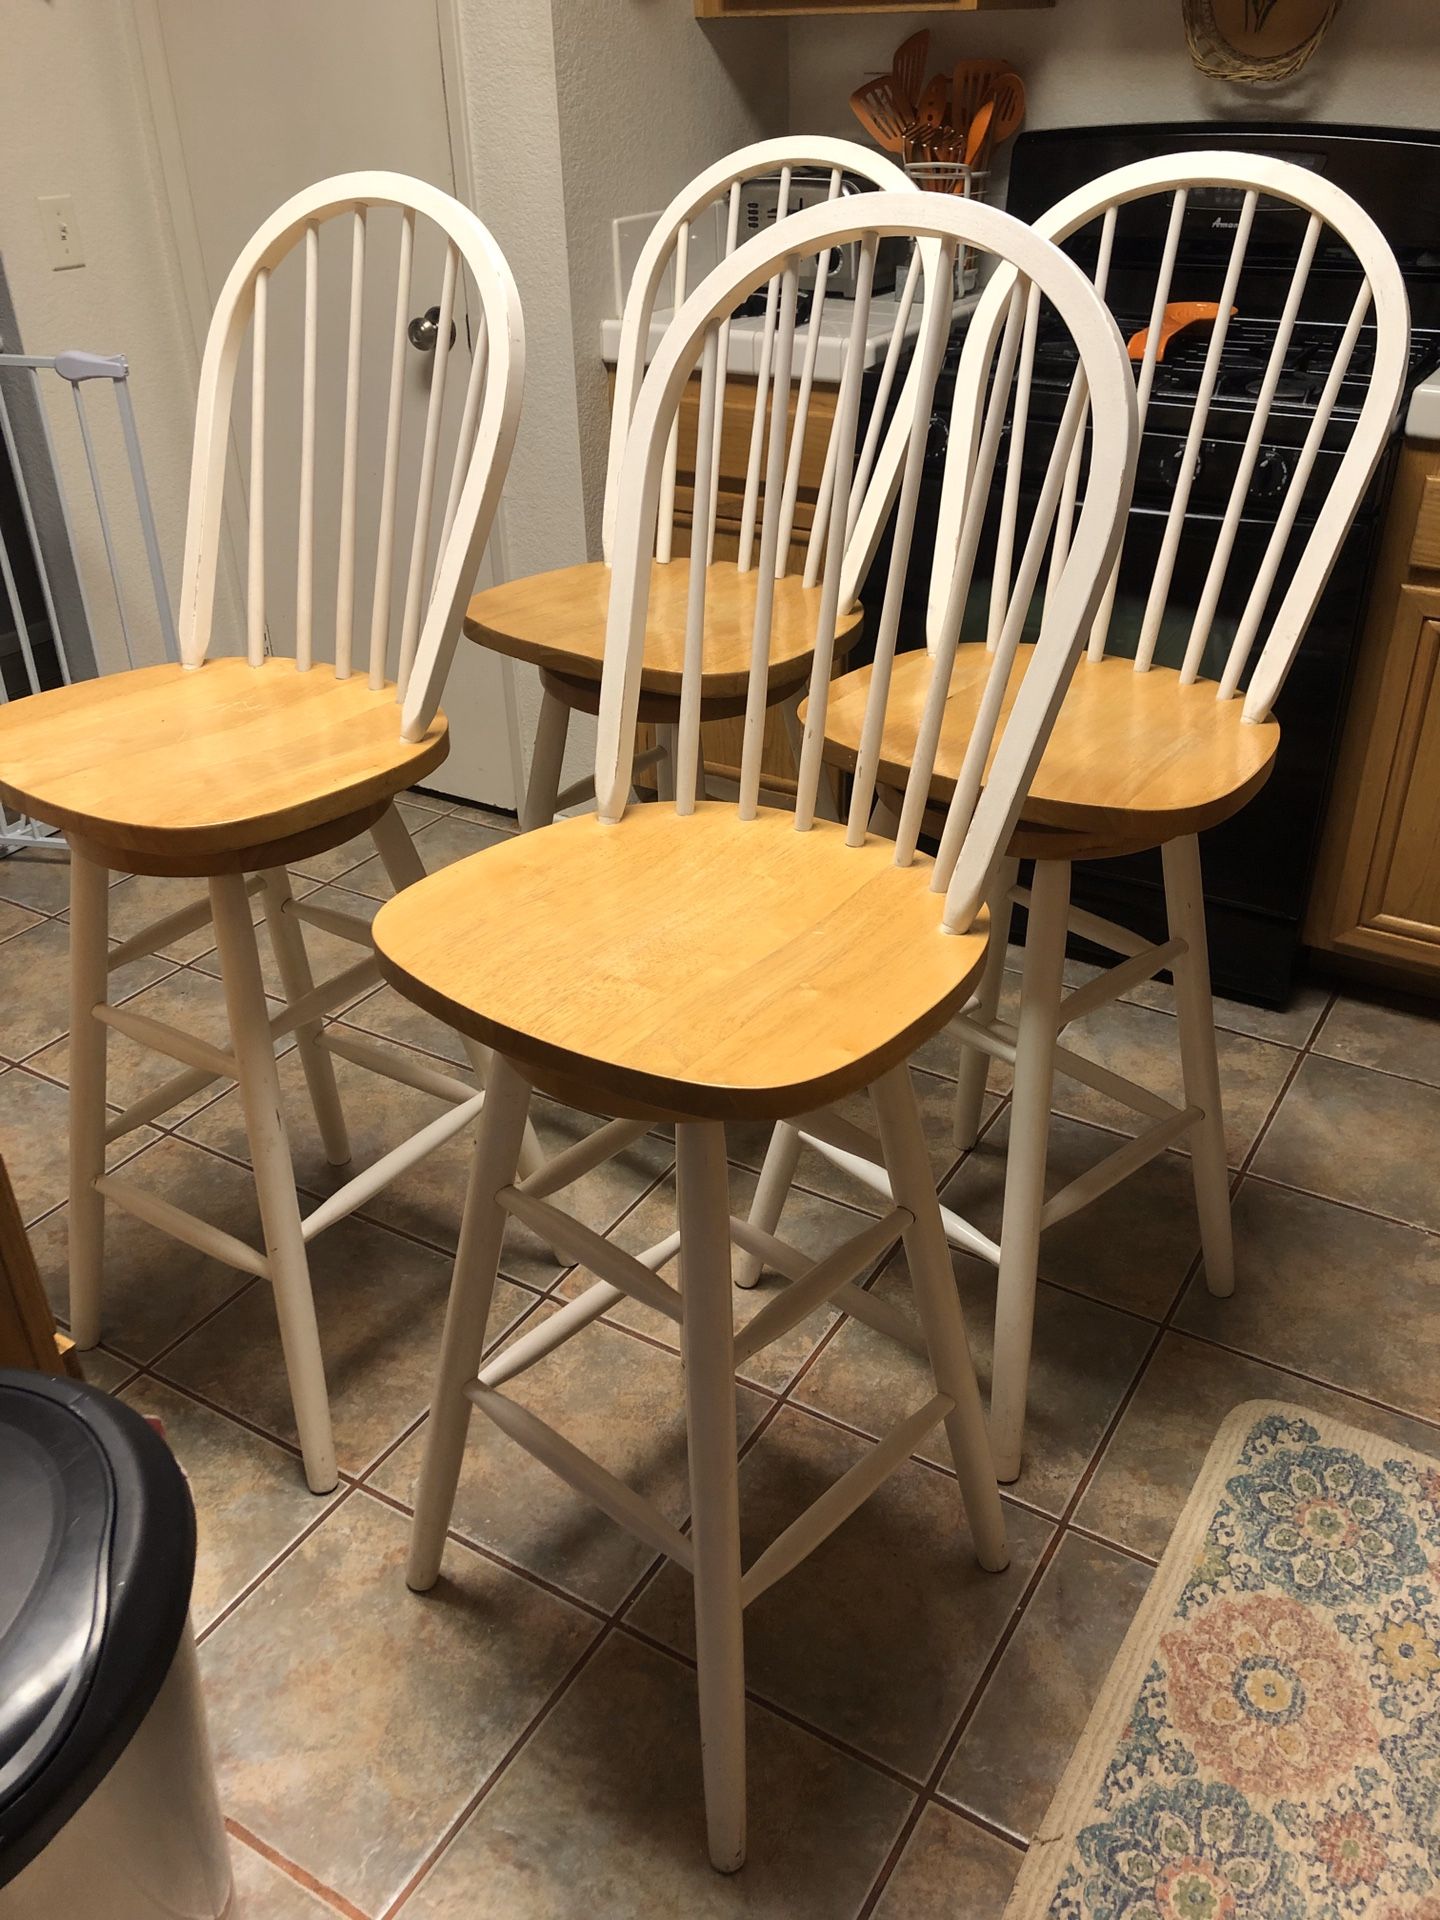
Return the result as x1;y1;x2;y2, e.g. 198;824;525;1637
37;195;84;271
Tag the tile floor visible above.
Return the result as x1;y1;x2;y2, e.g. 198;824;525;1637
3;792;1439;1918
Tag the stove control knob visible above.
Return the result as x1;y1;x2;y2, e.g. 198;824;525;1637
926;411;950;465
1252;447;1292;500
1159;444;1203;491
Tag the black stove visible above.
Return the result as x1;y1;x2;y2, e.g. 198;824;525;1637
872;123;1440;1005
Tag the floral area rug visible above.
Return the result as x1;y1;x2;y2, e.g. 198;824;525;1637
1005;1402;1440;1920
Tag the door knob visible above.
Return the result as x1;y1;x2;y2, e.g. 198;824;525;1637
407;306;457;352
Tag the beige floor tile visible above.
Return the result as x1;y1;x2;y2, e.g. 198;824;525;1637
940;1532;1152;1840
1252;1052;1440;1230
1121;972;1331;1048
941;1109;1202;1320
1312;987;1440;1088
181;1046;672;1285
556;1161;890;1393
402;1629;913;1919
1075;1330;1440;1562
189;884;377;998
121;1377;338;1629
334;983;470;1067
27;1134;261;1356
726;1068;971;1215
1047;996;1295;1166
0;916;173;1061
78;1347;141;1393
0;839;93;916
158;1212;537;1476
226;1834;338;1918
1173;1177;1440;1417
796;1248;1152;1517
372;1309;767;1611
0;899;44;946
336;808;512;900
0;1065;156;1224
31;967;290;1123
627;1406;1052;1779
200;1491;596;1917
872;1803;1023;1920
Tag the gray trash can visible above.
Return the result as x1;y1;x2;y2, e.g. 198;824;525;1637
0;1370;232;1918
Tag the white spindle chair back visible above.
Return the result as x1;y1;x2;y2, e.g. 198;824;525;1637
927;153;1409;724
602;139;934;602
175;172;524;745
596;193;1138;934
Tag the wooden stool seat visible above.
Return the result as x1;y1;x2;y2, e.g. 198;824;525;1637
0;658;448;874
373;803;988;1122
465;558;864;703
813;645;1281;859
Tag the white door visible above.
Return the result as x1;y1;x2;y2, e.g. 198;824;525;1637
137;0;520;809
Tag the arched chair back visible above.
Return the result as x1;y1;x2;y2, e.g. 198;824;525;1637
928;153;1409;722
179;171;524;743
602;138;935;601
595;191;1139;931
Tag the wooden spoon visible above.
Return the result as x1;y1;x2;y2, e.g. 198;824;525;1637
964;96;996;169
952;58;1014;136
891;29;931;117
915;73;950;127
849;74;914;154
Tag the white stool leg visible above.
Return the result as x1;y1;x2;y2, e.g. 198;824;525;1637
68;846;110;1350
260;867;350;1167
1163;833;1235;1299
989;858;1070;1485
408;1055;533;1590
953;855;1018;1150
734;1120;802;1290
676;1119;747;1873
210;873;336;1495
522;684;570;832
872;1065;1009;1573
371;802;546;1185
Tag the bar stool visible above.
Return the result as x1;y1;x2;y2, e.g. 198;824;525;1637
463;137;930;828
372;192;1137;1868
740;152;1410;1483
0;173;529;1495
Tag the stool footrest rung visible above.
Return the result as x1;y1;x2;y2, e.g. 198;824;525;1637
95;1173;269;1278
285;895;377;947
103;1061;230;1141
95;1002;237;1079
301;1093;486;1242
729;1209;910;1365
1056;938;1186;1030
466;1380;694;1572
497;1188;684;1324
319;1028;478;1104
740;1392;954;1606
479;1234;682;1391
1039;1105;1202;1230
268;954;378;1040
104;874;265;970
516;1119;652;1202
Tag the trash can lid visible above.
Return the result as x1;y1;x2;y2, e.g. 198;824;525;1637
0;1370;195;1889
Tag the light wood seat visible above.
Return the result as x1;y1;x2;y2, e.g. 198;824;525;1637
813;644;1281;860
466;558;865;715
0;658;448;876
374;803;987;1122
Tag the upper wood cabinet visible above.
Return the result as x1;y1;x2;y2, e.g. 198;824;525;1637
696;0;1051;16
1307;440;1440;991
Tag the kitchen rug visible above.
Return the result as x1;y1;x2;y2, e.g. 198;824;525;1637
1005;1401;1440;1920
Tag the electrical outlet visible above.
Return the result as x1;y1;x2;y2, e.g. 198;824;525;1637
37;195;83;271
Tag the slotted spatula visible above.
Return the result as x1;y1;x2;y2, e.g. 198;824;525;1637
915;73;951;128
985;70;1027;151
891;29;931;117
850;74;913;154
952;58;1015;137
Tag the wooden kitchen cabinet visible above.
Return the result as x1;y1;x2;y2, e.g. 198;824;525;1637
1306;441;1440;990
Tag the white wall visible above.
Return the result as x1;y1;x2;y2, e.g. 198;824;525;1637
789;0;1440;205
0;0;216;672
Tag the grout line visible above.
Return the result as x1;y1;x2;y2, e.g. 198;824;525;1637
197;1486;355;1649
226;1820;369;1920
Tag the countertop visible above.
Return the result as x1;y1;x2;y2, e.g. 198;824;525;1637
600;289;978;383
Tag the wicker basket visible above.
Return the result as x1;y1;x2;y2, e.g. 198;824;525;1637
1183;0;1344;82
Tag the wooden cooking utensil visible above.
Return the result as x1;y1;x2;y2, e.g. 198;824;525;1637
915;73;950;128
849;74;913;155
986;70;1027;150
951;58;1014;136
891;29;931;117
964;96;996;168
